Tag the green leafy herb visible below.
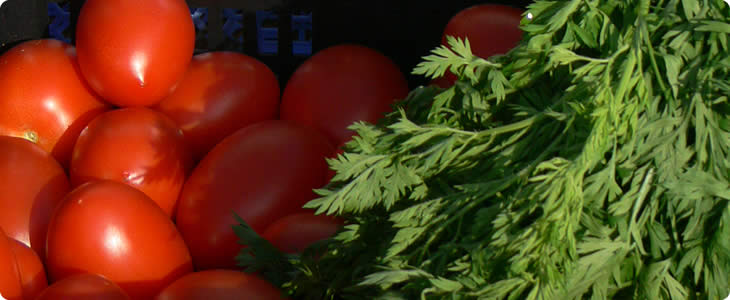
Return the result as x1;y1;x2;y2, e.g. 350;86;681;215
236;0;730;299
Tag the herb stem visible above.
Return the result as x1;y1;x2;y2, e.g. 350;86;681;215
418;129;567;262
627;167;655;247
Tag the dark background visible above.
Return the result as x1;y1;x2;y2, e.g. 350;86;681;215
0;0;534;87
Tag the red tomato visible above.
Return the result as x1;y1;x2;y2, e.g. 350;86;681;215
155;51;280;161
0;228;23;300
0;136;70;259
262;212;343;254
442;4;524;58
432;4;525;88
35;273;130;300
75;0;195;107
279;44;409;146
8;239;47;300
430;73;458;89
0;39;111;167
176;120;334;270
155;270;288;300
45;180;193;300
70;108;192;217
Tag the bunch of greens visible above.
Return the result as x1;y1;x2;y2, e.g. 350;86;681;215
236;0;730;298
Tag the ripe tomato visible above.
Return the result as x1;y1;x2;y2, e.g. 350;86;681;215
0;39;111;167
430;72;458;89
155;270;288;300
70;108;192;217
262;212;344;254
0;228;23;300
0;136;70;258
35;273;130;300
45;180;193;300
279;44;409;146
176;120;334;270
442;4;524;58
155;51;280;161
75;0;195;107
432;4;525;88
8;239;47;300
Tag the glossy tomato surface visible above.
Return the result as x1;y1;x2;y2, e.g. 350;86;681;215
262;212;344;254
75;0;195;107
433;4;524;88
442;4;524;58
155;270;288;300
279;44;409;146
0;136;70;258
46;181;193;300
0;39;111;167
8;239;47;300
35;273;130;300
176;120;334;270
70;108;192;217
0;228;23;300
155;51;280;161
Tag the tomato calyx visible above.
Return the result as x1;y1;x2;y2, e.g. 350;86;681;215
21;131;39;144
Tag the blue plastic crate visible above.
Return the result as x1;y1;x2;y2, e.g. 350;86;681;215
190;7;208;32
256;10;278;55
222;8;243;46
46;3;312;58
292;13;312;56
47;1;71;43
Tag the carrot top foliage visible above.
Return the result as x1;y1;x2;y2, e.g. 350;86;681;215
236;0;730;299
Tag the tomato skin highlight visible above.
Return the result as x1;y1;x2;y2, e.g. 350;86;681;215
75;0;195;107
280;44;409;146
155;270;289;300
175;120;334;270
262;212;344;254
8;239;47;300
45;180;193;300
0;39;111;167
0;136;70;259
70;107;192;217
155;51;281;162
35;273;130;300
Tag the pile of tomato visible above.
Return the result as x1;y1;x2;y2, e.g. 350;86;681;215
0;0;524;299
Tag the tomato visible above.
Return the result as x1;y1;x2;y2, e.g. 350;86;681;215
75;0;195;107
442;5;524;58
0;136;70;259
0;39;111;167
176;120;334;270
35;273;130;300
262;212;344;254
0;228;23;300
8;239;47;300
279;44;409;146
431;4;525;88
155;270;288;300
155;51;280;161
45;180;193;300
70;108;192;217
430;72;458;89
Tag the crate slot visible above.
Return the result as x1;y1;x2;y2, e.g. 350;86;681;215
291;13;312;56
256;10;278;55
47;1;71;43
